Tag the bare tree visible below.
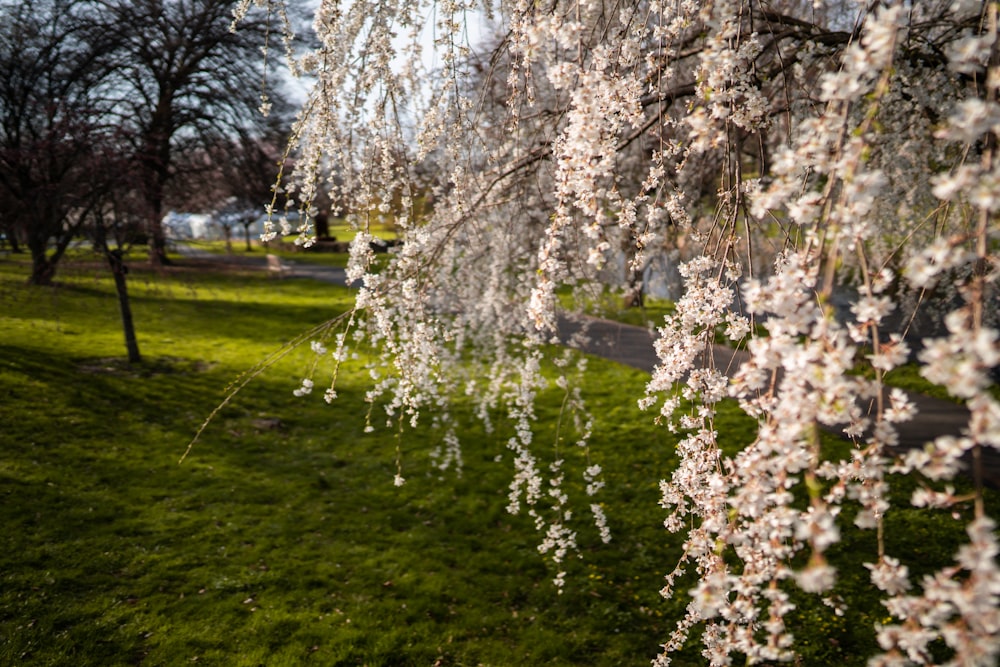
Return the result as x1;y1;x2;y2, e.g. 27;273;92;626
0;0;111;285
95;0;278;265
83;141;148;363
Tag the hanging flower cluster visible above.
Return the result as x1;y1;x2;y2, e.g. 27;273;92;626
243;0;1000;662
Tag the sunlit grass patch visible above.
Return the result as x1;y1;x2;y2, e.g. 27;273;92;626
0;255;995;666
0;256;681;665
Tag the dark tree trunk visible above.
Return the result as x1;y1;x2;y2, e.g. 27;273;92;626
106;248;141;364
623;277;645;309
28;249;57;286
146;212;170;266
623;244;645;309
315;212;330;239
243;223;253;252
142;139;172;267
26;227;73;286
4;230;22;253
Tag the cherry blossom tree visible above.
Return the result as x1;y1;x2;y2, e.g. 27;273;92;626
247;0;1000;663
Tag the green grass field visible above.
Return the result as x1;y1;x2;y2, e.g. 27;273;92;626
182;221;398;269
0;252;993;665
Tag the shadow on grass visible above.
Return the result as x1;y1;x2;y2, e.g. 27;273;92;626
6;261;992;666
0;342;681;665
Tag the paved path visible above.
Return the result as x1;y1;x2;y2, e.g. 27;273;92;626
559;316;998;490
178;245;997;489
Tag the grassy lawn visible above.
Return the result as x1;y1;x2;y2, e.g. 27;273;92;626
179;239;351;269
0;253;993;665
181;220;398;270
0;254;684;665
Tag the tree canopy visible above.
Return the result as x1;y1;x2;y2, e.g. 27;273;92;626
0;0;111;284
0;0;289;283
268;0;1000;664
98;0;280;265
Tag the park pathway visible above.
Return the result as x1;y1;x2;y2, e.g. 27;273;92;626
557;316;998;490
178;245;997;489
